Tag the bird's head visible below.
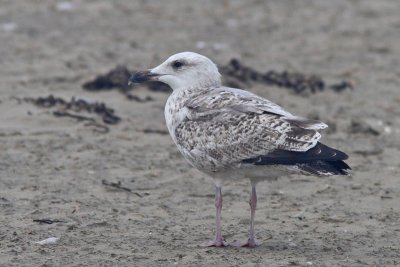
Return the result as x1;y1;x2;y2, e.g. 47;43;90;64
129;52;221;91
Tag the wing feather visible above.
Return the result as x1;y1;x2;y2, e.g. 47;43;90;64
174;87;326;171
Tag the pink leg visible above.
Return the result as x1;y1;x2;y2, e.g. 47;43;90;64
247;185;258;246
201;186;227;247
233;184;260;248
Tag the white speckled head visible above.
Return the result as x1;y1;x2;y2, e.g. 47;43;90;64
150;52;221;91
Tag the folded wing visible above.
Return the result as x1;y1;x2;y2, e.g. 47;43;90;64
174;86;347;174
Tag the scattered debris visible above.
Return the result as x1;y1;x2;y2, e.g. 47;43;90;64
124;94;154;102
102;179;145;197
22;95;120;124
102;179;132;193
83;60;353;96
18;95;120;133
82;65;170;96
142;128;169;135
219;58;354;94
84;121;110;134
34;237;59;245
83;65;131;92
329;81;354;92
53;111;96;123
33;219;66;224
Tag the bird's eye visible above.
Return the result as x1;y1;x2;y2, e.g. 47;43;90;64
172;60;184;69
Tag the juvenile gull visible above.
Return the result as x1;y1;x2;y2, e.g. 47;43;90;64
130;52;351;247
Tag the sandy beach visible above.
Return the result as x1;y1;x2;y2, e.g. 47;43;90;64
0;1;399;266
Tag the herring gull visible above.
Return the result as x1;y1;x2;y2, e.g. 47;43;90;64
129;52;351;247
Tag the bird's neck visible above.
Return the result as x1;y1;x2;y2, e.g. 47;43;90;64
169;86;211;101
170;78;221;93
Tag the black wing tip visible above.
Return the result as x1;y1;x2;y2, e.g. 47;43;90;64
242;142;350;166
314;142;349;161
242;142;351;176
328;159;352;175
341;152;349;160
298;160;352;176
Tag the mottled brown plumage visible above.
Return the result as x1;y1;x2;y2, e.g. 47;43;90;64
168;86;327;174
130;52;351;248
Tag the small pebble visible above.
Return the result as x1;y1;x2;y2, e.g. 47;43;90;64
56;1;75;11
1;22;17;32
34;237;59;245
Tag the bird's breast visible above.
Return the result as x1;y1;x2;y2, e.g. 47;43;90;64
164;93;190;144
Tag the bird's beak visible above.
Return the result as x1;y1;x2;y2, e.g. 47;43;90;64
128;70;162;85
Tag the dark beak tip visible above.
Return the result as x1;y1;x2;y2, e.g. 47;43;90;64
128;70;158;84
128;72;145;84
